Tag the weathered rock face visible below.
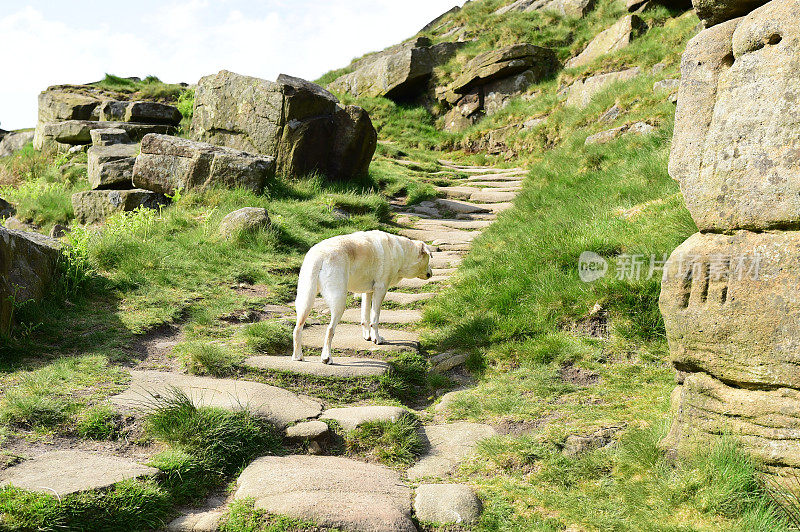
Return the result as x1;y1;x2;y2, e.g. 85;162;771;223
584;121;654;145
496;0;595;17
661;0;800;471
133;134;275;196
661;231;800;390
71;189;168;224
693;0;770;28
565;67;640;108
36;120;171;150
192;71;376;180
99;100;182;126
90;128;132;147
88;143;139;189
566;15;646;68
440;44;559;131
0;130;35;157
0;227;61;332
219;207;271;238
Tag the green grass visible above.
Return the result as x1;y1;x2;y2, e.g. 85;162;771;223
178;341;240;377
244;321;293;355
220;499;342;532
91;74;185;101
343;413;423;467
75;403;122;440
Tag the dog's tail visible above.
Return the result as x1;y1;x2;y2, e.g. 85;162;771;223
293;253;323;359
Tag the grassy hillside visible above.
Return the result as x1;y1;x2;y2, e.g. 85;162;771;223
1;0;797;530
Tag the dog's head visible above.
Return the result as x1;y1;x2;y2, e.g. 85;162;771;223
414;241;433;279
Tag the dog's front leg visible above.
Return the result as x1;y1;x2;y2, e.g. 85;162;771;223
369;285;387;344
361;292;373;341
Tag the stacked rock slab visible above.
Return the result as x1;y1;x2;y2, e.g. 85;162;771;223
133;134;276;195
0;226;61;333
660;0;800;472
327;37;464;100
33;85;180;152
440;44;559;131
495;0;596;18
192;71;377;180
566;15;646;68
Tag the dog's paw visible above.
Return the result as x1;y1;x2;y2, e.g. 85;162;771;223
321;356;332;365
372;335;385;345
291;355;304;362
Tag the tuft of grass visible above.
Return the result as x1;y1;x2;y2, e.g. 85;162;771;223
220;499;342;532
344;413;423;467
75;403;122;440
178;341;239;377
244;321;293;355
92;74;184;101
378;351;428;400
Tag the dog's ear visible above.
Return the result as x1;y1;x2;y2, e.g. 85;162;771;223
418;241;426;256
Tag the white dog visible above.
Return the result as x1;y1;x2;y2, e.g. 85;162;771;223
293;230;432;364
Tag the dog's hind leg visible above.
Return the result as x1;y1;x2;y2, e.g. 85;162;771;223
361;292;373;341
369;285;388;345
320;284;347;365
293;296;313;362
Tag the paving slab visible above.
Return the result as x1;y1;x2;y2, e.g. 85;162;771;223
341;308;422;324
384;291;436;305
297;323;418;353
234;455;415;532
417;219;493;230
430;251;464;269
436;186;481;200
245;355;390;377
407;423;497;480
468;180;524;188
110;370;321;428
435;198;491;214
414;484;482;525
0;450;157;497
433;268;457;276
400;228;477;246
437;242;473;252
469;190;517;203
321;405;409;431
397;275;450;289
466;173;528;182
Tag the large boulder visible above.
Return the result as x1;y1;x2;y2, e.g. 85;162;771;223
219;207;271;238
672;3;800;232
33;87;103;150
449;44;559;95
566;15;646;68
693;0;770;27
660;231;800;390
71;189;168;224
192;71;376;180
565;67;640;108
496;0;595;17
662;373;800;472
0;130;35;157
0;227;61;333
132;134;275;195
99;100;182;126
88;143;138;189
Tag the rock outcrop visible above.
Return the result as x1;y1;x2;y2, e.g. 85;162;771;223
98;100;182;126
192;70;377;180
0;227;62;333
566;15;646;68
71;189;168;224
328;37;463;100
133;134;275;195
694;0;770;27
440;44;559;131
496;0;595;18
0;130;34;157
660;0;800;473
565;67;640;108
88;143;139;189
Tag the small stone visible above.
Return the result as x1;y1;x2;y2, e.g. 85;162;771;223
0;450;156;497
414;484;482;525
219;207;271;238
598;104;622;123
430;351;468;373
90;128;132;146
562;425;624;457
321;406;409;431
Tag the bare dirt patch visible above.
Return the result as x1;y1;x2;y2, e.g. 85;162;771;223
558;363;601;386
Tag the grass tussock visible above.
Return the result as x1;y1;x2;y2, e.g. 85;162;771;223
244;321;293;355
344;413;423;467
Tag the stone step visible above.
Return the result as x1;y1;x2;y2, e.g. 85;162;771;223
245;355;390;378
320;405;409;431
384;292;436;305
234;455;415;531
407;423;497;480
434;198;490;214
433;268;457;276
397;275;450;289
466;173;528;182
341;308;422;324
110;370;321;428
0;450;157;497
297;323;418;353
414;484;482;526
437;242;472;252
437;187;517;203
467;180;524;188
399;228;477;246
415;219;493;230
430;251;464;269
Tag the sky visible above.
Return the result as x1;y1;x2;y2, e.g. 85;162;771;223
0;0;467;130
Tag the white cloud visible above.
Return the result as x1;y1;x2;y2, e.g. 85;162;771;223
0;1;466;130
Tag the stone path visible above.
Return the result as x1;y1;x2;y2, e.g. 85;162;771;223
408;422;498;480
245;355;390;378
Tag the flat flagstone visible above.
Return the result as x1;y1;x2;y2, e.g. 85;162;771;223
437;242;472;252
234;455;415;532
423;219;493;230
401;228;477;246
0;450;157;497
468;180;523;188
436;186;481;200
321;405;409;431
469;190;517;203
414;484;482;525
298;323;418;353
407;423;497;480
341;308;422;324
384;291;436;304
245;355;390;378
110;370;321;428
466;173;528;182
430;251;464;269
435;198;491;214
485;202;514;213
397;275;450;289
